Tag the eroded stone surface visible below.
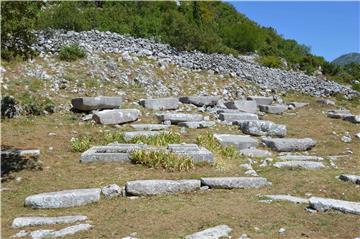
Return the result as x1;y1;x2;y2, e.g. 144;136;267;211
219;112;258;123
185;225;232;239
224;100;257;113
180;96;220;107
264;194;309;204
29;223;92;238
277;155;323;161
214;134;258;150
139;97;179;110
262;138;316;152
93;109;140;125
12;215;88;228
168;144;214;163
200;177;270;189
123;131;166;141
238;120;287;137
25;188;101;208
71;96;122;111
130;124;170;131
247;96;273;105
309;197;360;215
273;161;325;169
125;179;201;196
259;104;288;114
178;121;215;129
157;112;203;124
239;148;272;158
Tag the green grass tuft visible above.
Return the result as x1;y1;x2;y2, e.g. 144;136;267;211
130;150;194;172
70;136;91;152
103;131;181;146
59;44;86;61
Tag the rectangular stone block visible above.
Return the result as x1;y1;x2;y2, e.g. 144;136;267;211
262;138;316;152
139;97;179;110
168;144;214;164
219;112;258;123
123;131;166;141
130;124;170;131
93;109;140;125
200;177;270;189
214;134;258;150
247;96;273;105
157;112;204;124
224;100;258;113
71;96;122;111
259;104;288;114
179;96;220;107
309;196;360;215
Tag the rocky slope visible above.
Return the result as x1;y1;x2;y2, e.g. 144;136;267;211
34;30;359;99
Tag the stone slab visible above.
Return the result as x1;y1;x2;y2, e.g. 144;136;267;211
71;96;122;111
29;224;92;238
239;148;272;158
224;100;258;114
179;96;220;107
80;144;148;163
326;109;352;119
157;112;204;124
339;174;360;185
219;112;258;123
264;195;309;204
139;97;179;110
238;120;287;137
12;215;88;228
178;121;215;129
273;161;325;169
168;144;214;164
123;131;166;141
344;115;360;123
259;104;288;114
185;225;232;239
125;179;201;196
93;109;140;125
247;96;273;105
277;155;323;161
200;177;270;189
309;196;360;215
130;124;170;131
214;134;258;150
262;138;316;152
25;188;101;209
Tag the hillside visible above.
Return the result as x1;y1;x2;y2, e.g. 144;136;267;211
332;52;360;66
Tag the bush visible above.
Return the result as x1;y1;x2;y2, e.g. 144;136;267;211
259;55;283;69
19;94;55;116
70;136;91;152
59;44;86;61
352;83;360;92
130;150;194;172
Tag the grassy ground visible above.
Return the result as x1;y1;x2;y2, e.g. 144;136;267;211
1;56;360;238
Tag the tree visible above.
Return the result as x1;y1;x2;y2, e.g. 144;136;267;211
1;1;43;60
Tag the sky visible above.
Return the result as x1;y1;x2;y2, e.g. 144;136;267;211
229;1;360;61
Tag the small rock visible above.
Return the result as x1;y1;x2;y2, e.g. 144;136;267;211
101;184;122;198
278;228;286;236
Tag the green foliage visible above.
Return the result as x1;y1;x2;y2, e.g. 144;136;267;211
259;55;283;69
196;133;239;160
18;93;55;116
352;83;360;92
130;150;194;172
70;136;91;152
59;44;86;61
1;1;43;60
103;131;181;146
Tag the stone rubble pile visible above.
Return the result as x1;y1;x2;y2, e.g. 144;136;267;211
33;30;359;98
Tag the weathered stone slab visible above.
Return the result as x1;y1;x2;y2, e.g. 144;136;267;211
247;96;273;105
93;109;140;125
219;112;258;122
71;96;122;111
326;109;352;119
287;102;309;109
157;112;204;124
179;96;220;107
273;161;325;169
224;100;257;113
123;131;166;141
125;179;201;196
264;195;309;204
339;174;360;185
25;188;101;209
344;115;360;123
262;138;316;152
130;124;170;131
178;121;215;129
214;134;258;150
200;177;270;189
1;149;42;178
101;184;123;198
238;120;287;137
139;97;179;110
80;144;148;163
29;224;92;238
185;225;232;239
239;148;272;158
259;104;288;114
277;155;323;161
309;196;360;215
12;215;88;228
168;144;214;163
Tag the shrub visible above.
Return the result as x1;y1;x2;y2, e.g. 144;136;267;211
259;55;283;69
352;83;360;92
19;94;55;116
130;150;194;172
70;136;91;152
59;44;86;61
196;133;239;160
103;131;181;146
